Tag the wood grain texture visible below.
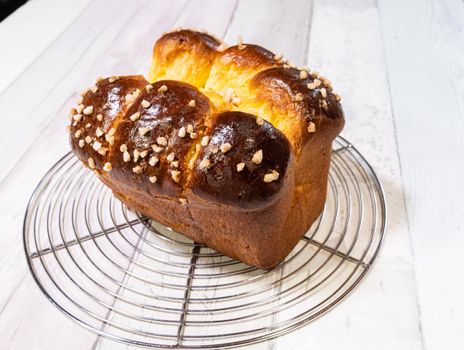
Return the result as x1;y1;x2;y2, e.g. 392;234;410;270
272;0;422;348
222;0;313;64
0;1;190;349
378;0;464;348
0;0;144;308
218;2;314;349
84;1;319;349
0;0;90;93
0;0;146;183
3;0;457;348
0;275;97;349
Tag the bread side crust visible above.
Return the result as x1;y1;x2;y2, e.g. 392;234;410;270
68;29;344;269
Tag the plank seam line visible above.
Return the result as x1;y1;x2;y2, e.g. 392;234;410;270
0;0;147;189
0;0;94;98
0;273;28;315
303;0;315;67
265;3;315;349
221;0;239;39
171;0;193;29
375;2;427;349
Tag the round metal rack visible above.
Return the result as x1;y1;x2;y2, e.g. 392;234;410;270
23;136;386;349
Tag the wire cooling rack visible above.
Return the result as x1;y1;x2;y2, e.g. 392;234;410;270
23;136;386;349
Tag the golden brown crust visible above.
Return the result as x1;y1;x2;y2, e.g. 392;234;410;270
149;29;220;87
215;44;279;70
68;29;345;269
249;67;344;153
204;44;282;103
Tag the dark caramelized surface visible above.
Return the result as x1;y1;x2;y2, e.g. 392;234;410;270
189;112;292;208
69;75;147;169
110;80;213;197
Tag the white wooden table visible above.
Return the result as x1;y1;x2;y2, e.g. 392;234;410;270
0;0;463;349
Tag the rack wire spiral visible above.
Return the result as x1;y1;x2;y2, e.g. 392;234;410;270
23;136;386;349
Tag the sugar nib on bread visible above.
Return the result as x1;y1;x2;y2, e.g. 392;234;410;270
68;29;344;269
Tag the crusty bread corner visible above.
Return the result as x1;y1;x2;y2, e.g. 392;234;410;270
67;29;344;269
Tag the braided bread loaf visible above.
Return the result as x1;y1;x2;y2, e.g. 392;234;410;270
68;29;344;269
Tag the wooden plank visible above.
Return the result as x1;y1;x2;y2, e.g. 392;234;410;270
96;1;318;348
378;0;464;348
0;0;150;311
0;274;97;350
0;0;436;348
0;0;318;348
0;0;90;93
93;2;267;349
223;0;313;64
219;2;316;349
0;0;191;349
272;0;423;348
175;0;239;38
0;0;146;183
0;0;249;349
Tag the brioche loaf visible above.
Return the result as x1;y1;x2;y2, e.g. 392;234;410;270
68;29;344;269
